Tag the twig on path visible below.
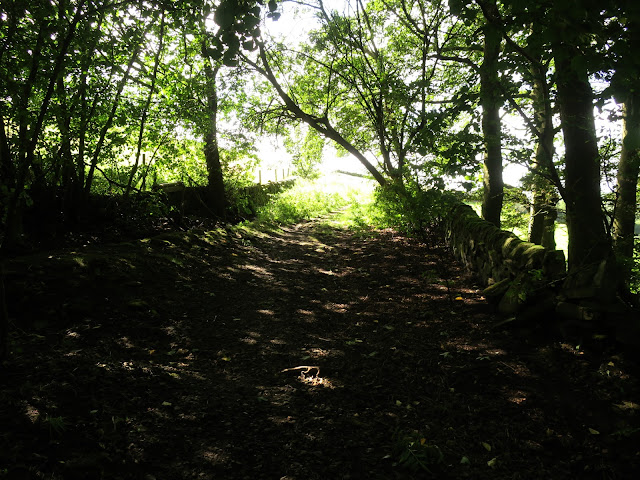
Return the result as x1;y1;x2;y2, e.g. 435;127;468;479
281;365;320;375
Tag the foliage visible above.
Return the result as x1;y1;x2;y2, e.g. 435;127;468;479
500;187;530;236
284;125;324;179
253;177;351;225
392;431;444;474
371;181;459;235
244;0;479;187
0;0;638;291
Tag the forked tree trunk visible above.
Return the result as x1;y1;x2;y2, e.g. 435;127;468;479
554;41;614;282
251;41;388;186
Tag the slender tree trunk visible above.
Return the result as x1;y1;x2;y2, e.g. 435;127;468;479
84;44;141;198
0;114;13;188
528;64;557;248
554;42;612;274
203;60;227;218
0;263;7;362
2;4;84;250
479;2;503;228
56;75;79;225
126;12;165;197
613;94;640;276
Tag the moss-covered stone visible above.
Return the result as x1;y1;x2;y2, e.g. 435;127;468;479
445;201;568;317
483;278;511;302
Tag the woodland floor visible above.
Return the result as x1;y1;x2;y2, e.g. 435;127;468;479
1;212;640;479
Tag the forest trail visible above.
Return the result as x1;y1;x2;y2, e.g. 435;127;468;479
1;216;639;479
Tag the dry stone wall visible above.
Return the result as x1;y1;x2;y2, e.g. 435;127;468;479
444;203;640;344
445;203;566;316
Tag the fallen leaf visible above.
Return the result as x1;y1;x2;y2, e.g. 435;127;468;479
588;428;600;435
482;442;492;452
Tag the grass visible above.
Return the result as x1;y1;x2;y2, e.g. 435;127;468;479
249;178;640;292
251;174;376;227
251;181;632;287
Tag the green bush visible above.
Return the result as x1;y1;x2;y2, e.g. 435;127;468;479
371;181;459;235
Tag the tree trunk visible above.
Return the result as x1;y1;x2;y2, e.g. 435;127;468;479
554;42;613;276
84;43;141;198
0;263;7;362
126;13;165;197
0;115;13;188
613;94;640;277
528;65;557;248
479;3;503;228
203;60;227;218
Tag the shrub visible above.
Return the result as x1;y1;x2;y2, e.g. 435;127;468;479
372;181;459;235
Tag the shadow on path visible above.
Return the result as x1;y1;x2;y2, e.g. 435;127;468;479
1;218;639;479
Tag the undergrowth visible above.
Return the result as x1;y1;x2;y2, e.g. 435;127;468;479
254;175;461;238
252;177;357;225
249;174;640;296
369;182;460;236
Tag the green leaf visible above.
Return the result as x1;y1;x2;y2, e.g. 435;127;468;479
481;442;492;452
460;456;470;464
213;4;235;29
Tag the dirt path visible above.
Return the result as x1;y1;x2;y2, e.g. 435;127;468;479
1;218;639;479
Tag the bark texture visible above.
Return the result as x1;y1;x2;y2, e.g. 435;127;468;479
528;65;557;250
613;95;640;266
553;42;611;272
0;264;7;361
480;2;503;228
204;61;228;219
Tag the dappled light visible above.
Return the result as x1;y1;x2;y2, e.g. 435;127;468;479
2;0;639;477
4;210;639;478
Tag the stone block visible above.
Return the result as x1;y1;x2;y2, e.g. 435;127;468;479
542;250;566;280
483;278;511;304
